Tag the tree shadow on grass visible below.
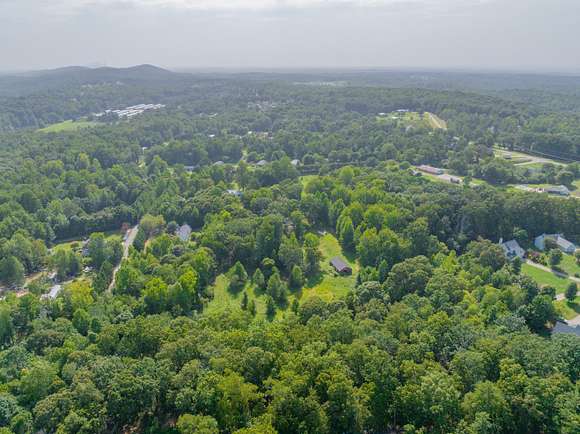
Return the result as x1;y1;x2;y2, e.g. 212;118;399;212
565;301;580;316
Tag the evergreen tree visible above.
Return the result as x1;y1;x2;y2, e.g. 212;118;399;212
289;265;304;290
228;261;248;292
265;296;276;318
565;282;577;302
252;268;265;291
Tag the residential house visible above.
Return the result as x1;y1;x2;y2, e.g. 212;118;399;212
176;224;192;242
534;234;576;254
417;165;444;175
290;159;300;166
500;239;525;260
256;160;268;167
226;189;243;198
552;321;580;336
545;185;570;196
330;257;352;275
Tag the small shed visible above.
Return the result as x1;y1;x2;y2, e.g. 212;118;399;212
330;257;352;275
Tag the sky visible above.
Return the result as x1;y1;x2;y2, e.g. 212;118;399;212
0;0;579;73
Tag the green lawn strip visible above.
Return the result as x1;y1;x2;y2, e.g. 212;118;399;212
521;263;571;294
38;120;100;133
558;254;580;277
555;296;580;320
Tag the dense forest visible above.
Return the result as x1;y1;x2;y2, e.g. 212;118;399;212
0;67;578;434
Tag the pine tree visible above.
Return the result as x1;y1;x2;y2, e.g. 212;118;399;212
248;299;257;316
265;296;276;318
241;291;249;310
565;282;578;302
252;268;265;291
289;265;304;290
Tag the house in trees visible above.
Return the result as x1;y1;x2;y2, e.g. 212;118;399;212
256;160;268;167
552;320;580;336
417;164;444;175
545;185;570;196
226;189;243;198
330;256;352;275
291;159;300;166
534;234;576;254
500;239;525;261
176;224;192;242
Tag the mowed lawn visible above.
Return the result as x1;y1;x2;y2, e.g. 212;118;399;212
559;253;580;277
555;296;580;320
521;263;571;294
302;233;358;302
38;119;100;133
206;233;358;318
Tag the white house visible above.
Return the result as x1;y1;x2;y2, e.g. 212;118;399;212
534;234;576;254
500;239;525;260
176;224;192;242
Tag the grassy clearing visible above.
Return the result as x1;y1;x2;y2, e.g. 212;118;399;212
38;120;100;133
521;263;571;294
302;233;358;302
555;296;580;320
206;233;358;318
424;112;447;130
572;180;580;198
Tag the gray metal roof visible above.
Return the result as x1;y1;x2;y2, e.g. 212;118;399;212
330;256;351;272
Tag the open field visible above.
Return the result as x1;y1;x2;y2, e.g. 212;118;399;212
425;112;447;130
377;111;446;130
206;233;358;318
38;119;100;133
521;263;571;294
493;147;567;167
302;233;358;302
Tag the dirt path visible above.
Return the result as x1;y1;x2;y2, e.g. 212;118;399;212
108;225;139;292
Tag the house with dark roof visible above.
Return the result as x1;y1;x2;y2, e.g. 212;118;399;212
176;224;192;242
417;164;444;175
500;239;525;261
545;185;570;196
534;234;576;254
330;257;352;275
552;321;580;336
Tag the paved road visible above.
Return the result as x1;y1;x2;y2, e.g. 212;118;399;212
108;225;139;292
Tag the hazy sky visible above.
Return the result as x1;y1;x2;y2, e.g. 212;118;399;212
1;0;578;72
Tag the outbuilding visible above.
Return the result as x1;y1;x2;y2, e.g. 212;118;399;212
330;257;352;275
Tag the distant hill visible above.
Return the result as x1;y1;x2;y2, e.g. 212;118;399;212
0;64;181;97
